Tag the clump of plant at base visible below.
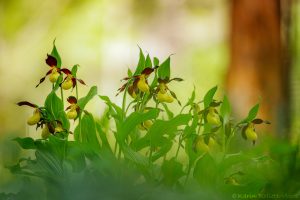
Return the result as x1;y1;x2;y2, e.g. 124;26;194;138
6;42;276;200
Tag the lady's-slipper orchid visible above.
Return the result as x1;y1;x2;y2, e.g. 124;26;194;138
138;120;153;130
36;54;86;89
193;136;216;153
41;121;65;139
128;84;138;99
17;101;42;126
241;118;270;145
36;55;67;87
138;109;154;130
117;67;157;97
41;125;51;139
206;107;221;126
245;123;257;143
242;123;257;145
60;69;86;90
155;78;183;105
65;96;80;120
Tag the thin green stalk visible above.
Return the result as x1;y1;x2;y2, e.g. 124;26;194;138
125;100;135;116
148;147;153;165
175;135;182;159
222;126;226;155
60;87;64;108
184;165;191;186
122;86;127;118
114;139;118;156
197;117;203;135
76;84;79;100
75;84;82;142
118;146;122;160
225;127;237;154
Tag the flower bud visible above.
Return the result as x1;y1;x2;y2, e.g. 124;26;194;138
245;123;257;144
67;110;77;119
27;109;41;125
49;68;60;83
206;107;221;126
137;75;149;92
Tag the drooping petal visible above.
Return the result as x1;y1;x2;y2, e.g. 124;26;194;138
169;90;181;105
60;68;72;75
17;101;38;108
46;54;57;67
76;78;86;85
72;77;76;88
168;77;184;82
36;70;52;87
116;83;128;96
65;105;71;111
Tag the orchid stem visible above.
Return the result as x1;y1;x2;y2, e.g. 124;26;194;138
122;86;127;118
60;87;64;108
75;84;82;142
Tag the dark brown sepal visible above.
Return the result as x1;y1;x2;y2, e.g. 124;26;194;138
46;54;57;67
67;96;77;104
141;67;154;76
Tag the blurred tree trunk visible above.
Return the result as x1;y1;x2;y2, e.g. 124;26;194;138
227;0;292;137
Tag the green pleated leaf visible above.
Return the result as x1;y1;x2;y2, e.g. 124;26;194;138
45;91;70;130
158;56;170;80
50;40;62;68
146;114;191;148
13;137;36;149
240;104;260;124
119;109;160;143
78;86;97;111
153;57;159;66
193;154;217;186
145;54;152;68
99;95;123;122
71;64;79;77
203;86;218;108
162;157;185;186
134;47;145;75
74;113;101;151
220;95;231;124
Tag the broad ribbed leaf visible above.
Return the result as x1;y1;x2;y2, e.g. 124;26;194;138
78;86;97;110
45;91;70;130
158;56;170;80
204;86;217;108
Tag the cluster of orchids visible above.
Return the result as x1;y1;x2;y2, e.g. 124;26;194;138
17;49;85;139
116;54;183;132
16;44;269;147
116;52;269;147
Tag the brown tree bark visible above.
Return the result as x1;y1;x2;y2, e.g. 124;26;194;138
227;0;291;137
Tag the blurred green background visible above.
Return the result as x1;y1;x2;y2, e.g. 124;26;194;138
0;0;229;138
1;0;300;194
